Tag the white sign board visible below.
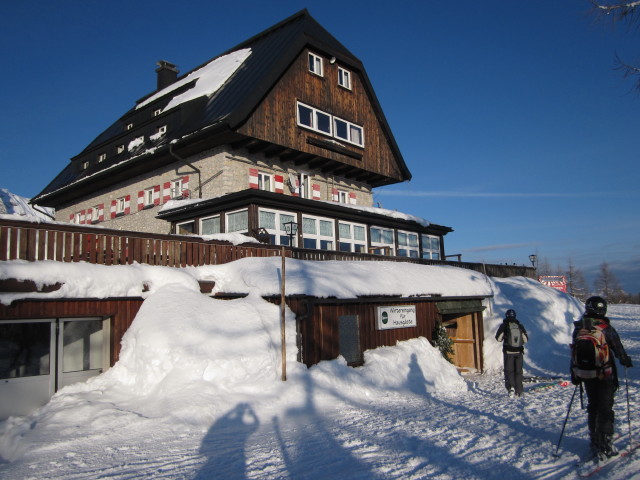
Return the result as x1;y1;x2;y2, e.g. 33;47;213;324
376;305;417;330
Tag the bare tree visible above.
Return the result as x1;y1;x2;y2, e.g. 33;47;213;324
565;259;589;301
593;261;626;302
591;1;640;92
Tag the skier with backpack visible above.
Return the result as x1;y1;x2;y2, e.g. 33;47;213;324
571;296;633;459
495;309;528;397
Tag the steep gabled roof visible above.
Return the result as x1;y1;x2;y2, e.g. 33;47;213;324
34;9;410;205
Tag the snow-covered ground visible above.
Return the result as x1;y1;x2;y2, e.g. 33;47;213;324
0;258;638;479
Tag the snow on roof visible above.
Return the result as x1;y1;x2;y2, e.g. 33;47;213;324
136;48;252;112
0;188;54;221
159;194;431;227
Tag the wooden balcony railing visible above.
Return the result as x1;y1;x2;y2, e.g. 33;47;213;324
0;219;535;278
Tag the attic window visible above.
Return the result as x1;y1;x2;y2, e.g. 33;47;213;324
338;67;351;90
98;153;107;163
308;52;323;77
117;145;125;154
126;123;133;131
154;109;162;117
82;161;90;170
296;102;364;147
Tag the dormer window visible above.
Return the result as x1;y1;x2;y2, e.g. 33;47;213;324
117;144;125;154
308;52;323;77
126;123;133;130
82;161;90;170
154;109;162;117
338;67;351;90
98;153;107;163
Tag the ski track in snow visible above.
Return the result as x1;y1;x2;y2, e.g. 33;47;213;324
1;306;639;480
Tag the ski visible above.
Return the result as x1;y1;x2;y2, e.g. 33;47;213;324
577;442;640;478
523;375;563;383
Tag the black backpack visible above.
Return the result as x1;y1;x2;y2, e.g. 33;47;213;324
572;319;611;380
504;321;524;348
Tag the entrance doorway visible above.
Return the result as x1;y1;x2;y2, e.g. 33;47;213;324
0;317;109;419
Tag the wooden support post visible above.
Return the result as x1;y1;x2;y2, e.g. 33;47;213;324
281;246;287;381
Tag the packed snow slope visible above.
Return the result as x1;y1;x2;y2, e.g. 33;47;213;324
0;258;638;480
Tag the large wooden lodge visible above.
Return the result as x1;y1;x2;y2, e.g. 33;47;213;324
0;10;534;419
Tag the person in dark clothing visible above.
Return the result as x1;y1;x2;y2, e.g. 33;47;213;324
571;296;633;459
495;309;528;397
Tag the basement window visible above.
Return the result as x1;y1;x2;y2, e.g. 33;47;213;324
308;52;323;77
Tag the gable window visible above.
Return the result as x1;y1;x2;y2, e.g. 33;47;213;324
333;117;364;147
308;52;323;77
421;234;441;260
302;215;334;250
397;230;420;258
296;102;364;147
338;221;367;253
297;102;332;135
258;172;272;191
338;67;351;90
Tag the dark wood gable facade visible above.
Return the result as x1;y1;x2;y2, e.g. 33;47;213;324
238;47;406;184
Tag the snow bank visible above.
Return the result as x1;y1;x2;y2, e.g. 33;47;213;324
482;276;583;375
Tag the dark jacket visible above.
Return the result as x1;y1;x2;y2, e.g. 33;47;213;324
571;315;632;389
495;318;528;354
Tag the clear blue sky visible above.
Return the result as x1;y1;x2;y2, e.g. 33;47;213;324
1;1;638;293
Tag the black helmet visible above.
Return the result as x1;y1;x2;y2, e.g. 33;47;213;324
585;296;607;318
506;309;516;319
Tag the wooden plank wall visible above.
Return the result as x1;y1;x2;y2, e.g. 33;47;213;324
0;298;144;365
288;298;440;367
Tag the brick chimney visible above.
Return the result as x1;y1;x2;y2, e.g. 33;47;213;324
155;60;179;90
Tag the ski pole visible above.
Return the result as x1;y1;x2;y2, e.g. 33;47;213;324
625;367;632;449
579;382;584;410
554;383;579;457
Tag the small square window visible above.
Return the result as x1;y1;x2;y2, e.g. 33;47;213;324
116;197;126;214
126;123;133;130
154;109;162;117
338;67;351;90
258;172;272;191
98;153;107;163
308;52;323;77
82;161;90;170
117;145;125;154
144;188;155;206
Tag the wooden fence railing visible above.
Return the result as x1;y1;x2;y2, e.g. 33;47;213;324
0;219;535;278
